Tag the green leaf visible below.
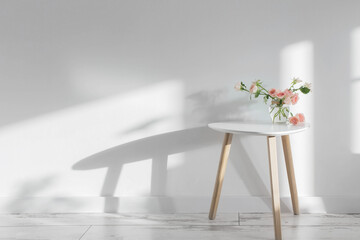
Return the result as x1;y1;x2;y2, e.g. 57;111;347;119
300;86;310;94
273;110;279;123
263;96;268;104
270;106;275;114
255;90;261;98
239;82;247;91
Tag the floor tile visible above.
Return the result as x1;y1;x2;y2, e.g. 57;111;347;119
1;213;360;240
0;213;237;227
240;213;360;226
80;225;360;240
0;226;89;240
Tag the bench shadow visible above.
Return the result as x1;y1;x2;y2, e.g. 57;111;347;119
72;126;221;213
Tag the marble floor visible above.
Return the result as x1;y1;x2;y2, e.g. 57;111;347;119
0;213;360;239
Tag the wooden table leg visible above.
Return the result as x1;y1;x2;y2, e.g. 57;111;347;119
281;135;300;215
209;133;233;220
267;136;282;240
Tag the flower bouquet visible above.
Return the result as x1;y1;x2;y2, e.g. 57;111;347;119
235;78;311;125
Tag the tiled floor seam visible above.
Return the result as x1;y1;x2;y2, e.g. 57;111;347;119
78;225;92;240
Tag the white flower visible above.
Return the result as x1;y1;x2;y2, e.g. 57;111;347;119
293;77;303;84
304;82;312;91
234;82;242;90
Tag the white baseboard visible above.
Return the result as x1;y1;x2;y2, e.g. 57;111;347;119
1;196;360;213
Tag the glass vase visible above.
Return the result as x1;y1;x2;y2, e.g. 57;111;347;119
269;104;290;123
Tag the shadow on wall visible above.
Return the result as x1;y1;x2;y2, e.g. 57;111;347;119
230;137;289;212
72;126;222;213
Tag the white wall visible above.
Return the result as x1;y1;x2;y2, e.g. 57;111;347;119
1;0;360;213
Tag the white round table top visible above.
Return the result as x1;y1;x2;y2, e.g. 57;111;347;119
208;121;309;136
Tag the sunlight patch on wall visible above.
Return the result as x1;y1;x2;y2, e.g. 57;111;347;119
350;82;360;154
117;159;152;196
280;41;314;195
0;80;184;197
167;153;186;170
351;27;360;79
351;27;360;154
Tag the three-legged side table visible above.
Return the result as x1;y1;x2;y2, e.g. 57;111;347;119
208;122;309;240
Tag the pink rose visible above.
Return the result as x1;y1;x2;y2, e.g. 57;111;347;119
289;116;299;125
249;83;258;94
295;113;305;122
284;89;293;97
291;93;299;105
276;92;285;98
284;96;292;105
269;88;278;97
